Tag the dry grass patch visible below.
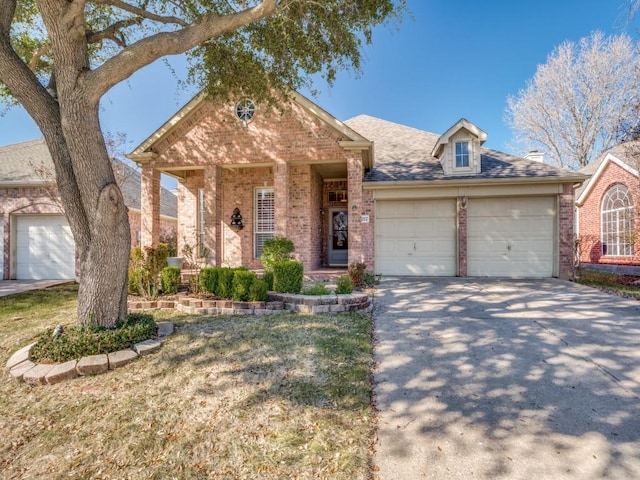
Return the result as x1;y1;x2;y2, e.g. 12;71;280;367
576;269;640;299
1;288;374;480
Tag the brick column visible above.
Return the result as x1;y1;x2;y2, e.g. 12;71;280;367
204;165;222;265
558;184;575;279
141;165;160;248
457;197;468;277
176;173;202;257
274;159;289;237
347;153;364;265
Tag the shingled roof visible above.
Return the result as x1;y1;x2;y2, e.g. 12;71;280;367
344;115;586;184
0;138;177;218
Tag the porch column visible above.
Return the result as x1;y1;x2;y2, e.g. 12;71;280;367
204;165;222;265
347;153;364;265
274;159;289;237
141;165;160;248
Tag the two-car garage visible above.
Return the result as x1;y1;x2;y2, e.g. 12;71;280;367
375;196;556;278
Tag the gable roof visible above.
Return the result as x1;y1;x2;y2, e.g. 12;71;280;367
0;138;177;218
431;118;487;158
128;90;374;168
575;142;640;205
344;115;587;185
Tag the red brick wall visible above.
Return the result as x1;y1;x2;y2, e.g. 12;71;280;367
146;97;367;272
559;183;576;278
457;197;468;277
577;161;640;266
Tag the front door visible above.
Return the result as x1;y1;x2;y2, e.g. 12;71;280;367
329;209;348;266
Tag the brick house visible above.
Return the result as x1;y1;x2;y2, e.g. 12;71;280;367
129;92;586;278
575;143;640;269
0;139;177;280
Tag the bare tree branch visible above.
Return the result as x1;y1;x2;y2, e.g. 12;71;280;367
28;43;51;71
93;0;189;27
83;0;278;102
87;18;142;48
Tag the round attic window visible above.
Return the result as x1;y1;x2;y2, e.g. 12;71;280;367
235;99;256;123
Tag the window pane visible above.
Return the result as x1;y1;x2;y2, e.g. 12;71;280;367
455;141;469;168
601;184;634;257
255;188;274;258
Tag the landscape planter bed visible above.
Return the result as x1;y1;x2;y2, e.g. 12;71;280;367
128;292;373;315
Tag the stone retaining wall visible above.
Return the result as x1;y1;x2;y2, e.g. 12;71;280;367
128;292;372;315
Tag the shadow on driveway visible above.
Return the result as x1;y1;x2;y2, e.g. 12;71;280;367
373;277;640;479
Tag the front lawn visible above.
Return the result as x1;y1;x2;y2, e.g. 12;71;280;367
0;285;375;479
576;268;640;300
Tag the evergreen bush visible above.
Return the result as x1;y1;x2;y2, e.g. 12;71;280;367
249;279;269;302
232;270;258;302
273;261;304;294
199;267;219;295
161;267;181;295
261;236;295;271
336;275;354;294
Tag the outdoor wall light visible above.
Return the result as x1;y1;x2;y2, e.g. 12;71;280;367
230;207;244;231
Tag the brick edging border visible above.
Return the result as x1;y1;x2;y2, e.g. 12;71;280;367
129;292;373;315
5;322;174;386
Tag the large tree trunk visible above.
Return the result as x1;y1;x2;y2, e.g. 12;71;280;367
38;104;131;328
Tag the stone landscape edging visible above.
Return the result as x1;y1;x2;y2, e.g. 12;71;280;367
128;291;373;315
5;321;174;386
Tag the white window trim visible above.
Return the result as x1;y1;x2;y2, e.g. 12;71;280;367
601;184;634;257
254;186;275;259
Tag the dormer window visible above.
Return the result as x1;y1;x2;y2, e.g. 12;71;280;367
455;141;470;168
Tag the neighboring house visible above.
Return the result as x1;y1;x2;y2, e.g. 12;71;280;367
0;139;177;280
128;92;586;279
575;143;640;270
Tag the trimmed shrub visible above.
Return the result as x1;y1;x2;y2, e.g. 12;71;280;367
128;245;170;298
161;267;181;295
261;236;295;271
232;270;258;302
263;270;274;291
273;261;304;294
336;275;354;294
348;262;367;288
199;267;219;295
249;279;269;302
216;268;236;299
31;313;157;363
302;283;331;296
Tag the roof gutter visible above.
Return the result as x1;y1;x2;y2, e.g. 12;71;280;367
363;174;589;190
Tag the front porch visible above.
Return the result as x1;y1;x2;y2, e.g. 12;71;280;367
130;91;375;272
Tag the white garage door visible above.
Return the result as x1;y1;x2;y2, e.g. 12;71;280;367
467;197;555;277
16;215;76;280
376;199;456;276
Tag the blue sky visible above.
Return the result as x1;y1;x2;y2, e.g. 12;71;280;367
1;0;636;188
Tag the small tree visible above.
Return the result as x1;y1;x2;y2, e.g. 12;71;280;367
506;32;640;170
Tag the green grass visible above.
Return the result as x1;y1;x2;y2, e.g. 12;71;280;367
576;269;640;299
0;287;375;479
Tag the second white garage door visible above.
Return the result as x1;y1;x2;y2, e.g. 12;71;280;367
467;197;555;277
16;215;76;280
376;199;456;276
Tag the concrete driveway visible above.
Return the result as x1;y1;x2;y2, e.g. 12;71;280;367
0;280;71;297
373;278;640;479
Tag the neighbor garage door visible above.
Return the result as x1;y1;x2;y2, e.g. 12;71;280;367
376;199;456;275
16;215;76;280
467;197;555;277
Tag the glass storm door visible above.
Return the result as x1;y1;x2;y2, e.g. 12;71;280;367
329;209;348;265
